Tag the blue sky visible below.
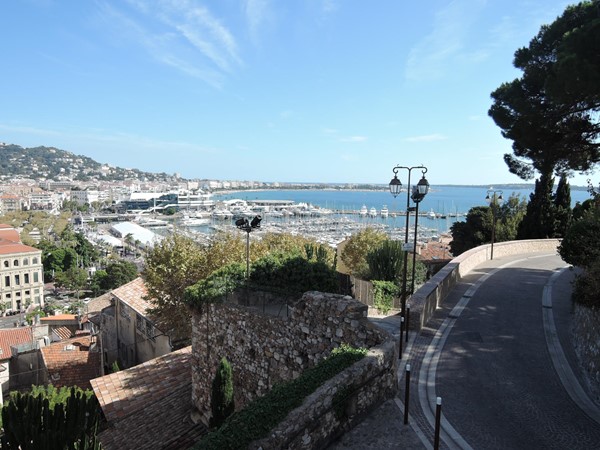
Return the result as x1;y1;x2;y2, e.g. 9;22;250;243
0;0;592;185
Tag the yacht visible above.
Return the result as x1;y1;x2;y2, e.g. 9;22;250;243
359;205;368;217
426;209;437;219
381;205;389;218
369;207;377;218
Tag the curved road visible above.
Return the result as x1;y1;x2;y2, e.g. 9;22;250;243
433;253;600;449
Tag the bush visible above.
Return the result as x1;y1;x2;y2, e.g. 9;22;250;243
194;345;367;450
572;259;600;309
1;385;100;449
366;240;404;281
210;358;235;429
372;280;400;314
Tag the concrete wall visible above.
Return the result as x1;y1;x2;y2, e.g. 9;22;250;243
190;291;396;430
408;239;561;331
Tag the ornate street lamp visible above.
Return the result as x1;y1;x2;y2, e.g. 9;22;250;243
389;165;428;354
409;172;429;295
236;215;262;278
485;190;503;260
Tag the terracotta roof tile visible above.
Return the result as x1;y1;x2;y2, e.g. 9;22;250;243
41;335;101;390
111;277;152;316
92;347;205;450
41;314;78;322
0;327;34;361
53;326;73;340
91;346;191;423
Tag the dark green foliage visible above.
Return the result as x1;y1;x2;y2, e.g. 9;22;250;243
101;260;138;290
450;206;492;256
184;263;246;307
210;358;235;429
249;254;338;295
194;345;367;450
1;385;100;450
366;240;404;282
558;209;600;269
553;174;572;237
371;280;400;315
572;258;600;309
517;172;556;239
489;2;600;181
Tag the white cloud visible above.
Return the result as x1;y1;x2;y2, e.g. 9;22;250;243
405;0;486;81
340;136;368;143
243;0;272;43
97;0;241;87
403;134;447;143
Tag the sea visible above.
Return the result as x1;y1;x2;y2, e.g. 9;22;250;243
208;185;592;237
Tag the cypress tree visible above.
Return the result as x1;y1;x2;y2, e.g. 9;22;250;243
517;172;556;239
209;357;235;429
553;174;572;237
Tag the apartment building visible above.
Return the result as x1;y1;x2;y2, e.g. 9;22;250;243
0;225;44;312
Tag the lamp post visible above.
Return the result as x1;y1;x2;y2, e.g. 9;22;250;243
235;215;262;278
485;190;503;260
409;173;430;295
389;165;429;329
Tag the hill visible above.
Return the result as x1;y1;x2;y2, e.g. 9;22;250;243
0;143;181;182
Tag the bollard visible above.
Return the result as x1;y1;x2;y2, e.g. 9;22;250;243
405;303;410;343
434;397;442;450
399;316;404;359
404;364;411;424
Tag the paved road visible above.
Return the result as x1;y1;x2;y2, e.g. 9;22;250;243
435;253;600;449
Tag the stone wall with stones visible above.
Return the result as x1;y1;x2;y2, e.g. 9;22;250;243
249;340;397;450
573;303;600;403
190;291;395;427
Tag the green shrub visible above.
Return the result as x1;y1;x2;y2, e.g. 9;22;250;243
194;345;367;450
210;358;235;429
1;385;100;449
366;240;404;281
372;280;400;314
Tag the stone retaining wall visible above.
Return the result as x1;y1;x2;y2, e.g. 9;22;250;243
408;239;561;331
573;303;600;404
190;291;396;429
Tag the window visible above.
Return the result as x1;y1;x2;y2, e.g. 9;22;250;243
15;275;20;286
24;274;29;284
25;290;30;295
136;314;144;334
16;292;21;297
4;276;9;287
32;257;38;264
146;321;155;341
3;261;8;268
23;258;29;266
119;303;131;320
13;260;18;267
33;272;39;283
34;296;40;304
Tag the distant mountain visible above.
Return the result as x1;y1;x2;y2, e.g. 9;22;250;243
0;143;180;182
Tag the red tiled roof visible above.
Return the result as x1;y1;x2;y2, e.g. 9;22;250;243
53;326;73;340
41;335;101;390
0;228;20;243
0;240;40;255
92;347;205;450
40;314;78;323
0;327;34;361
86;292;112;315
91;346;191;423
111;277;151;316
